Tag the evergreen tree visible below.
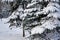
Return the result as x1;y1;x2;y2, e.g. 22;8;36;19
0;0;60;40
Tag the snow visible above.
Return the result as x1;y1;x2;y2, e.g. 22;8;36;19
47;12;60;18
24;8;37;13
47;2;60;9
39;0;43;2
27;2;37;8
35;2;60;16
31;26;45;35
31;0;37;3
2;0;14;2
25;0;60;38
43;6;59;14
8;15;17;19
40;18;60;30
17;6;23;12
31;0;59;3
8;5;23;20
45;30;60;40
1;0;60;40
28;17;60;36
0;19;25;40
25;26;46;38
50;0;59;2
40;12;60;30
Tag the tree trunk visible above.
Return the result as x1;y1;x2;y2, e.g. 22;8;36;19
23;26;25;37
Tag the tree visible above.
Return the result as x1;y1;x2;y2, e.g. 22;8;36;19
0;0;60;40
25;0;60;40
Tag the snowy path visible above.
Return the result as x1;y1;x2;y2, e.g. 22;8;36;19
0;19;25;40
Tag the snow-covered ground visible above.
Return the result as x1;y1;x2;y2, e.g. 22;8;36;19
0;19;25;40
